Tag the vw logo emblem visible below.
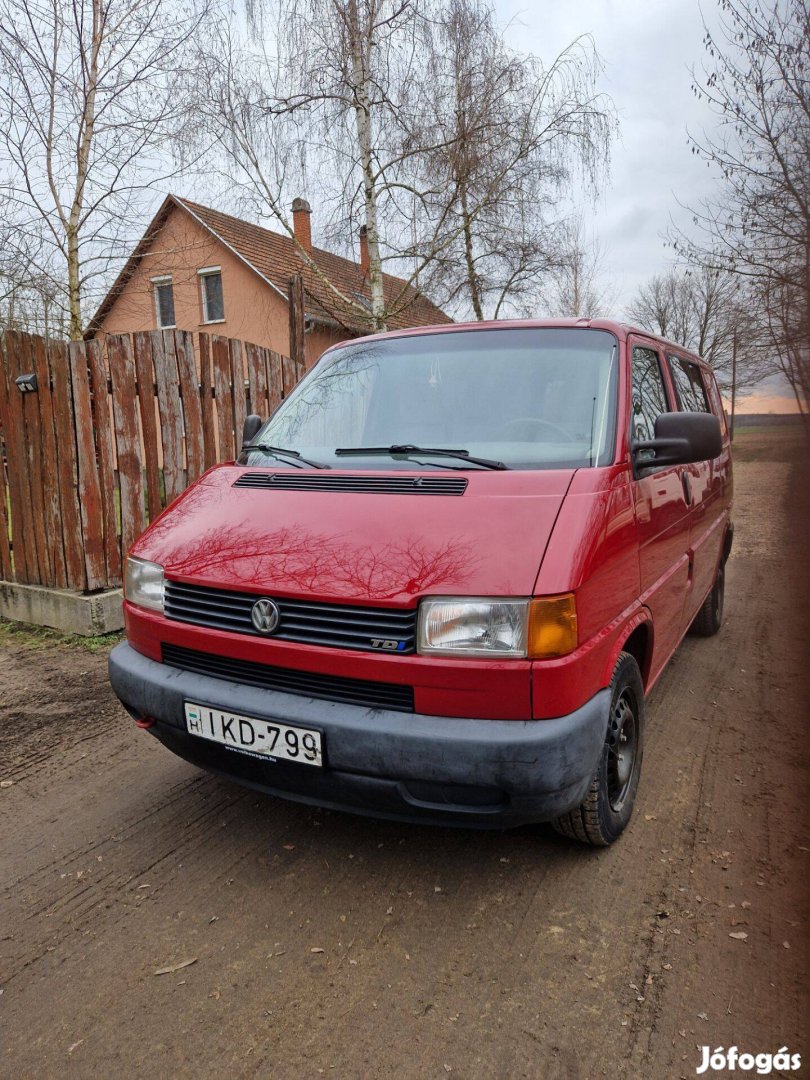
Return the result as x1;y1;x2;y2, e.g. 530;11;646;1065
251;598;280;635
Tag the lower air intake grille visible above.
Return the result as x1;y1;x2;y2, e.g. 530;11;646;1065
161;643;415;713
233;472;468;495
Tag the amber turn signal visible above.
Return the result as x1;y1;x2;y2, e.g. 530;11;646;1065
528;594;578;658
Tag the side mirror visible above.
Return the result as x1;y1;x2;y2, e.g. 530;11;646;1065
632;411;722;470
242;414;263;450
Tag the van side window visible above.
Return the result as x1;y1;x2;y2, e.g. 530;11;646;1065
631;346;669;445
669;356;710;412
704;370;729;434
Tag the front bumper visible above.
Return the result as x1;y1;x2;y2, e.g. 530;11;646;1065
109;642;610;828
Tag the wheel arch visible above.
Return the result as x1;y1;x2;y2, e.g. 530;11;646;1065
605;611;654;690
722;522;734;564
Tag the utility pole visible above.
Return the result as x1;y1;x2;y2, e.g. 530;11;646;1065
730;327;738;441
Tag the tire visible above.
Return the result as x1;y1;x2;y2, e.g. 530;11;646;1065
553;652;645;847
690;559;725;637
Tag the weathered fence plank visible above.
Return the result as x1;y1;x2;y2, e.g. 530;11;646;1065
108;334;146;559
68;340;106;590
18;333;52;585
212;335;234;460
282;353;297;398
198;334;217;470
268;349;284;412
0;336;16;581
48;341;85;591
246;341;268;420
176;331;204;484
32;335;67;588
1;332;37;583
0;454;11;581
133;332;162;522
87;338;121;584
153;330;185;504
229;338;247;456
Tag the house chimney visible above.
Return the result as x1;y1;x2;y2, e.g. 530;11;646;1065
291;197;312;254
359;224;370;274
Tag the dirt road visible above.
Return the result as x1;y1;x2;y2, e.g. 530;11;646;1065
1;429;807;1079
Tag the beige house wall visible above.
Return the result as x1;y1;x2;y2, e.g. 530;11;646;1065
95;206;350;368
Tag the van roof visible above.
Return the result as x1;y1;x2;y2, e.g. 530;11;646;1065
330;317;712;370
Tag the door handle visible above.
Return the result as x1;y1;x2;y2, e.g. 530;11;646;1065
681;470;693;505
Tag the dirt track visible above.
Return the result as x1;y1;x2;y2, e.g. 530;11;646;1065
1;429;807;1079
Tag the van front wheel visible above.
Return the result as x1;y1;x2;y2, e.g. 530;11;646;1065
552;652;645;847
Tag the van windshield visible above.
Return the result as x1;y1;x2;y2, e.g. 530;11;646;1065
248;327;618;471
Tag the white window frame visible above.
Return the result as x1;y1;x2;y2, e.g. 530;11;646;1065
197;266;225;324
151;275;176;330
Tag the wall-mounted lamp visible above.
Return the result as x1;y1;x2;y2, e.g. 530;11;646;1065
15;373;38;394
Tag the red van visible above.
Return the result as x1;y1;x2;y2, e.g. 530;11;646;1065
109;320;732;845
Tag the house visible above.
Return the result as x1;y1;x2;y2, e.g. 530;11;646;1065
88;195;452;366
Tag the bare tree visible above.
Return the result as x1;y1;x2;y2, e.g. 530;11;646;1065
673;0;810;430
541;215;615;318
190;0;436;333
0;0;211;338
626;271;693;346
627;265;769;408
0;192;64;335
408;1;616;321
191;0;617;331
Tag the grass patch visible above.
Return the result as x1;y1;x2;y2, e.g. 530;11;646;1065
0;617;122;653
732;425;807;464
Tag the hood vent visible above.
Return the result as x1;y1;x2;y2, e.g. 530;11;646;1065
233;472;468;495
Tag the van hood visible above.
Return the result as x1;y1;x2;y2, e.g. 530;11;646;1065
133;465;575;604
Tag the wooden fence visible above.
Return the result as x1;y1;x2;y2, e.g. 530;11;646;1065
0;329;302;593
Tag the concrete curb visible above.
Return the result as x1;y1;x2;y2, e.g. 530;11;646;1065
0;581;124;636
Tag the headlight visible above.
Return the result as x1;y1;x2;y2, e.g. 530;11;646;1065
124;556;165;613
417;595;577;659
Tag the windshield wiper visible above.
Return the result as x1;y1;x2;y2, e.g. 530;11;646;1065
242;444;329;470
334;444;508;470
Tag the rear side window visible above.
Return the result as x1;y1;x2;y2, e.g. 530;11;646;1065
631;346;669;444
704;370;728;434
669;356;710;412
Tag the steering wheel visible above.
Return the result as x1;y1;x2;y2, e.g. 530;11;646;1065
496;417;575;442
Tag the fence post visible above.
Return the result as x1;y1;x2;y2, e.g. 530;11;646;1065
288;274;305;376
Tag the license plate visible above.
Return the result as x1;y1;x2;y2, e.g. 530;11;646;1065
184;703;323;767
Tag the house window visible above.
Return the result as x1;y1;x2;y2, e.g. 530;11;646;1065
199;267;225;323
152;277;175;329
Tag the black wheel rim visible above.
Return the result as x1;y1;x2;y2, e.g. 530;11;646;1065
607;690;638;811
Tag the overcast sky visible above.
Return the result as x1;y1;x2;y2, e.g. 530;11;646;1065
494;0;796;413
497;0;717;314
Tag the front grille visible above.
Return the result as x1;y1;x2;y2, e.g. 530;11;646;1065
233;472;468;496
162;643;414;712
164;580;418;653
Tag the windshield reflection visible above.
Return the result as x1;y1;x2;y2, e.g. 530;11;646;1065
249;328;618;471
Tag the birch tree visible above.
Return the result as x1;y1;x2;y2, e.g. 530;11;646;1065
193;0;617;331
192;0;433;333
416;0;616;321
0;0;211;338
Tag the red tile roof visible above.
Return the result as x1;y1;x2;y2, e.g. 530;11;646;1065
88;195;452;337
